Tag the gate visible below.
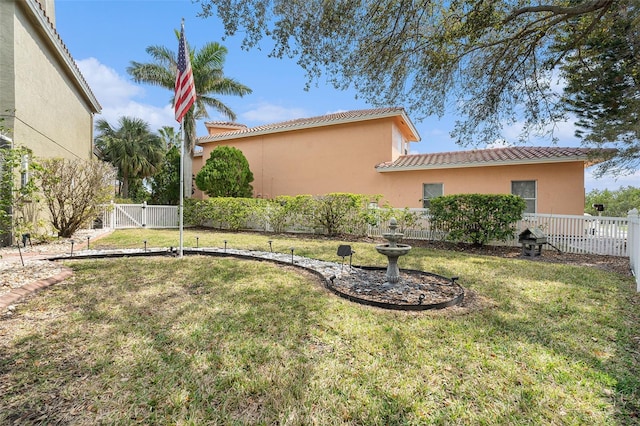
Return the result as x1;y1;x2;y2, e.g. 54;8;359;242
102;202;179;229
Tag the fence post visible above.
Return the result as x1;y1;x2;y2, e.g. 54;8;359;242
109;200;115;229
628;208;639;291
142;201;147;227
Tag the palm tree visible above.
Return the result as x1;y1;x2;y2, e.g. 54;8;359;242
127;36;252;196
95;117;164;199
158;126;181;149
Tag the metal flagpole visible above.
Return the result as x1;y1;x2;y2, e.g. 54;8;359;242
175;18;194;259
179;123;184;257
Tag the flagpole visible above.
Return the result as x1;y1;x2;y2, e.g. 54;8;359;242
175;18;195;259
179;122;184;258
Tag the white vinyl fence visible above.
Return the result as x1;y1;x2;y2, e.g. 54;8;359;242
100;202;179;229
628;209;640;291
369;209;631;256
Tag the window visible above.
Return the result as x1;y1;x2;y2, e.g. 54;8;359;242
422;183;443;208
20;154;29;188
511;180;536;213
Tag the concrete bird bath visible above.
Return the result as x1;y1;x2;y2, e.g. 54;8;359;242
375;217;412;284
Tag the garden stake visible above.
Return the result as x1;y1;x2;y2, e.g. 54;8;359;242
224;240;227;252
143;240;147;252
268;240;273;252
196;236;199;248
70;240;74;257
87;236;90;250
16;237;24;267
290;247;294;264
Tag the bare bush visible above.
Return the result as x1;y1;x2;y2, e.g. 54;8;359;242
36;158;115;238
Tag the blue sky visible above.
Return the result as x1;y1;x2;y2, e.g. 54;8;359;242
54;0;638;192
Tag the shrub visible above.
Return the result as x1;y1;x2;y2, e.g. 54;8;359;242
184;197;269;231
429;194;526;246
195;146;254;197
186;192;379;236
310;193;379;236
35;158;116;238
378;205;423;233
267;195;314;233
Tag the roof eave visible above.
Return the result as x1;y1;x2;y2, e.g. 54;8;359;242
376;155;591;172
197;108;420;145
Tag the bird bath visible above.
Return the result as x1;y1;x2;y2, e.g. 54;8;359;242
375;218;412;284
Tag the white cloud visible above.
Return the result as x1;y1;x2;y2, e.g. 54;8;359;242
485;139;511;149
77;57;176;131
77;58;143;107
99;102;176;131
241;102;308;124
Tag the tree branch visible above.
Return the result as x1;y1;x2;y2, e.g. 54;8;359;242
503;0;614;24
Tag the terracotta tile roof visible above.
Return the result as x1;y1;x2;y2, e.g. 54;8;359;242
198;107;419;143
376;146;615;171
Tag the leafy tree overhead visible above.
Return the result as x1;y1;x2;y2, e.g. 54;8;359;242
195;146;254;197
94;117;164;199
128;34;252;197
559;3;639;175
196;0;638;173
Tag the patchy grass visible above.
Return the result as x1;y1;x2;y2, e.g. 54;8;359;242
1;229;639;424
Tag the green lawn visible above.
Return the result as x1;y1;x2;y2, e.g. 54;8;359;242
1;229;639;424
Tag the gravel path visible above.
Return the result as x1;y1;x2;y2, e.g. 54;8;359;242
0;229;112;301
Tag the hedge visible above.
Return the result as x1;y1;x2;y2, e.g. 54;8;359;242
429;194;526;246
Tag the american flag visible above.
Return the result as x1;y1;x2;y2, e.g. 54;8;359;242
174;23;196;123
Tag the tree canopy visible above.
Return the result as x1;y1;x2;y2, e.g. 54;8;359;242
196;0;639;174
195;146;254;197
559;3;639;175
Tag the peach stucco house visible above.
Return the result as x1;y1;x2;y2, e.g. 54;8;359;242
195;108;608;215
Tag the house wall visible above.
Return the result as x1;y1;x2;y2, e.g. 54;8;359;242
197;118;399;199
378;161;586;215
0;0;94;161
196;117;586;214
